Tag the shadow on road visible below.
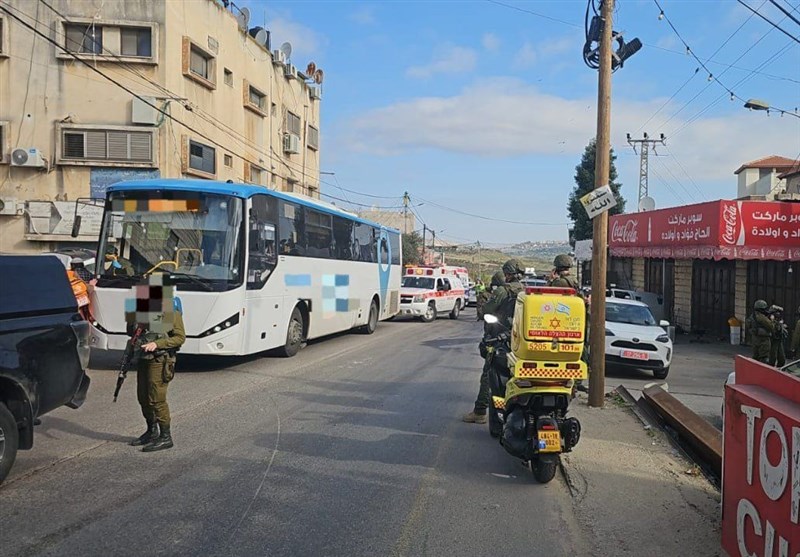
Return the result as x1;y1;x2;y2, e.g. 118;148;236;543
37;416;132;444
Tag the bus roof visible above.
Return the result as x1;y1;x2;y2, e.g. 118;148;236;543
106;179;400;233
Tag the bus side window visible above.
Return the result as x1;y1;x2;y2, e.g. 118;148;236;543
333;216;354;260
353;222;375;263
248;195;277;289
389;231;401;265
279;201;306;256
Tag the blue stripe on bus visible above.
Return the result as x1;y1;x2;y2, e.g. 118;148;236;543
285;274;312;287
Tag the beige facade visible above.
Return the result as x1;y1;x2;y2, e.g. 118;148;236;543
672;259;693;331
0;0;321;253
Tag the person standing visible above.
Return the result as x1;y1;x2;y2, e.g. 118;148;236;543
548;254;580;290
768;305;788;368
747;300;774;364
463;260;523;424
790;305;800;359
127;277;185;452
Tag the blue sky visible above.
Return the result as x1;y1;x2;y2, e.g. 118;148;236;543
243;0;800;244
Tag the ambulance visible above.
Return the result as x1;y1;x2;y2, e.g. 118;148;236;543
399;266;467;322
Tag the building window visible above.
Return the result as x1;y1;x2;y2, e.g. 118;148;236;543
0;121;8;163
286;111;301;136
243;81;267;116
0;17;6;56
307;125;319;151
249;165;264;185
58;125;155;166
187;139;216;177
286;178;298;193
65;24;103;54
182;37;216;89
120;27;152;57
224;153;233;167
224;68;233;86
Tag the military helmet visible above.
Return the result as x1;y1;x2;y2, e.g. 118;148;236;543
553;254;573;269
502;259;523;276
754;299;768;311
490;271;505;288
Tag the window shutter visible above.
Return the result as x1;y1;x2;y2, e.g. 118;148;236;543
86;130;107;159
107;131;128;159
130;132;152;160
63;132;85;158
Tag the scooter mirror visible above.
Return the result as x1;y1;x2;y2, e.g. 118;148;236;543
483;314;499;324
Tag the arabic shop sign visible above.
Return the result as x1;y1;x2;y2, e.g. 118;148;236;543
609;201;800;256
580;185;618;220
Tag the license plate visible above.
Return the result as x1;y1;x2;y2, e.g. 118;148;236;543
621;349;649;361
538;430;561;453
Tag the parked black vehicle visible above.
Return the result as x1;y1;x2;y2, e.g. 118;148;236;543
0;255;91;485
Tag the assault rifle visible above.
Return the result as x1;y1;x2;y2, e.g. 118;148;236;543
113;327;145;402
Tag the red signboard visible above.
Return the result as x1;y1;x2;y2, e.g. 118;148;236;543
609;200;800;260
721;357;800;556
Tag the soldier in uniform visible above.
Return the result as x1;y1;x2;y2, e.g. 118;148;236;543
127;276;186;452
463;260;524;424
791;305;800;359
747;300;774;364
548;254;580;290
476;272;505;321
768;305;788;368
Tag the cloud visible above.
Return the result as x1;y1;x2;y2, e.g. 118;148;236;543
482;33;501;52
350;6;376;25
514;42;537;67
655;35;680;51
268;17;324;59
345;79;800;181
406;46;477;79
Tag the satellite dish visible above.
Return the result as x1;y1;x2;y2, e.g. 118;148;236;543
248;26;269;47
639;196;656;212
236;7;250;30
313;68;324;85
306;61;316;77
279;41;292;61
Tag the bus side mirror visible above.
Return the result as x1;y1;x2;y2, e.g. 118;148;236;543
71;216;82;238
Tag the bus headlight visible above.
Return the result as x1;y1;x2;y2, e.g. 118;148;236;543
200;313;240;337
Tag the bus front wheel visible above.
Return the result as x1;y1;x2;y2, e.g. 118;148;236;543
279;307;305;358
360;299;379;335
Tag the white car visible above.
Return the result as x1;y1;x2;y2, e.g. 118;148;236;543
604;298;673;379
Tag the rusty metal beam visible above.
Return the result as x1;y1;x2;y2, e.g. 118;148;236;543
641;385;722;476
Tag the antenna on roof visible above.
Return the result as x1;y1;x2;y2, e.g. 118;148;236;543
236;7;250;31
279;41;292;62
313;68;324;85
306;61;317;77
248;26;270;50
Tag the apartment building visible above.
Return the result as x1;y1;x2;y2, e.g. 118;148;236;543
0;0;322;253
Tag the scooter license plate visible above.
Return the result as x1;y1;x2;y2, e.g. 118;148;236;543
538;430;561;453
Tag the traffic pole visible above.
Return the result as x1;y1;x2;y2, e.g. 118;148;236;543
588;0;614;408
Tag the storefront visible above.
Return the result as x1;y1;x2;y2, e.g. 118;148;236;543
608;200;800;339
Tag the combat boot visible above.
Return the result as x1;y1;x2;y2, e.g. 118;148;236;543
142;424;173;452
130;421;159;446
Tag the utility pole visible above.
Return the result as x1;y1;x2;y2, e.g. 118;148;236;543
626;133;665;210
589;0;615;409
422;224;427;262
402;191;410;234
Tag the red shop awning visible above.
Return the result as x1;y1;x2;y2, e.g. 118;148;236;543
608;200;800;261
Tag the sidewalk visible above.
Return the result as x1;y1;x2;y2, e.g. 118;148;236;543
561;392;722;557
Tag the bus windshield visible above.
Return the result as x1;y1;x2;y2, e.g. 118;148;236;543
97;190;244;291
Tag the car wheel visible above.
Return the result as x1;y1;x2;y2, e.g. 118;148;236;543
421;302;437;323
279;307;305;357
653;366;670;380
0;402;19;485
449;302;460;320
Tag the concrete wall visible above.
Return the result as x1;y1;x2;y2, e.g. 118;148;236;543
673;259;693;330
0;0;321;253
737;167;786;199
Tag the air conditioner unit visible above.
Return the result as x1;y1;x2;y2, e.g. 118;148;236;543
11;148;46;168
272;50;286;65
0;197;20;216
284;64;297;79
309;86;321;100
283;133;300;154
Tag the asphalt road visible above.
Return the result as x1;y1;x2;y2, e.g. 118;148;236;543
1;309;590;557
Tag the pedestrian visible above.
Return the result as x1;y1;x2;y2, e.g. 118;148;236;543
463;260;523;425
791;305;800;360
768;305;788;368
746;300;774;364
127;275;185;452
477;272;506;321
548;254;580;291
474;279;486;321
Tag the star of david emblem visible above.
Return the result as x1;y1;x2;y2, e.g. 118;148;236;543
549;317;561;328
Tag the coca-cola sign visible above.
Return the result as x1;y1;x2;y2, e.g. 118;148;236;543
611;219;639;244
720;201;740;245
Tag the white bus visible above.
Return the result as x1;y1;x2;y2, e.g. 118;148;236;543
87;179;401;356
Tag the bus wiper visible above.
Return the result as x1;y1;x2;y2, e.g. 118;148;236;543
168;272;215;291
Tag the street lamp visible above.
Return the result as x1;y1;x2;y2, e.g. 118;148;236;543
743;98;800;118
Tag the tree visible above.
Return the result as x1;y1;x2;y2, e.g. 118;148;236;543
402;232;423;265
567;138;626;245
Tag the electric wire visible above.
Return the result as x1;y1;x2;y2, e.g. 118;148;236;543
413;196;570;226
767;0;800;27
737;0;800;43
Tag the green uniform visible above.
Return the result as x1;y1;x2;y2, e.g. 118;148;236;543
136;311;185;427
769;319;788;367
548;273;579;290
473;280;523;414
791;320;800;357
749;312;774;363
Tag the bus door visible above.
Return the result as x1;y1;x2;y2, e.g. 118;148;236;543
245;194;279;351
